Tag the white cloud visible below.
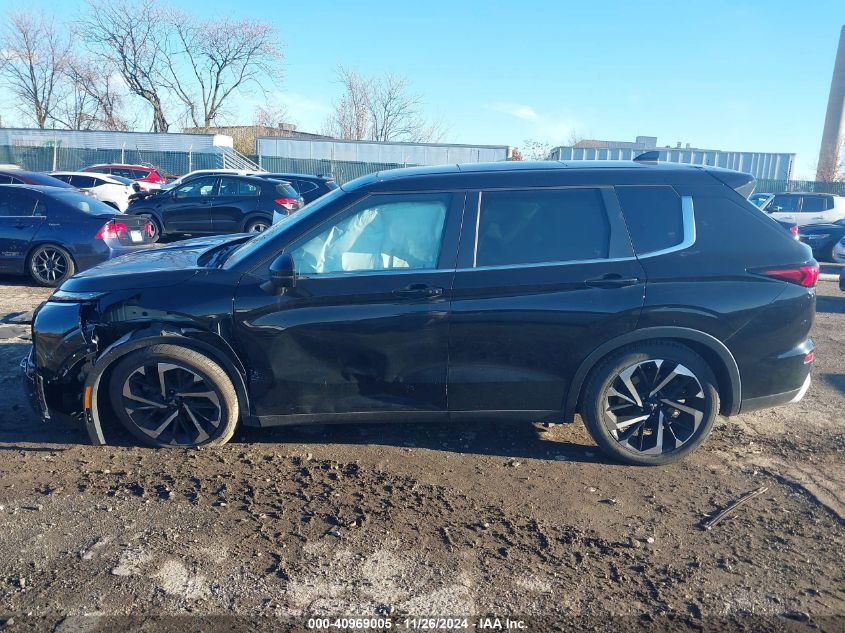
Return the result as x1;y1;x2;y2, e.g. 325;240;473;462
490;102;540;121
487;101;581;145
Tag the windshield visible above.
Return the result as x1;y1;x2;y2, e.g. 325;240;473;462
52;190;118;214
224;187;347;269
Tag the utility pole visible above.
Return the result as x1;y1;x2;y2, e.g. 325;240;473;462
817;26;845;181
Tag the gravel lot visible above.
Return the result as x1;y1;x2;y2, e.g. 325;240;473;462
0;272;843;632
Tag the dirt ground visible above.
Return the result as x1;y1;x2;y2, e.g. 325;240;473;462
0;273;843;632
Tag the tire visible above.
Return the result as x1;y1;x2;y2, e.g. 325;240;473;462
137;213;162;243
27;244;76;287
581;341;719;466
108;344;239;448
244;216;271;233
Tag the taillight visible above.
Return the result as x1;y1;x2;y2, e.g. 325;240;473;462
95;222;128;240
804;351;814;364
144;222;153;237
789;225;799;238
759;263;819;287
275;197;298;211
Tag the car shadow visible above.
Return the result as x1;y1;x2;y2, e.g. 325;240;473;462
820;373;845;397
1;336;604;462
238;418;609;464
816;294;845;314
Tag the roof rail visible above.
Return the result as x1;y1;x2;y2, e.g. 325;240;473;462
633;151;660;163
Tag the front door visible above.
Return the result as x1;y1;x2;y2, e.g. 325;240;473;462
447;188;646;415
232;191;465;421
211;177;260;233
0;189;46;273
163;176;217;233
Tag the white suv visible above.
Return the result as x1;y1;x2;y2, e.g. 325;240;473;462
765;192;845;226
50;172;136;212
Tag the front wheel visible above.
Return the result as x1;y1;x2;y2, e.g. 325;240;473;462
581;342;719;466
28;244;76;287
108;345;239;448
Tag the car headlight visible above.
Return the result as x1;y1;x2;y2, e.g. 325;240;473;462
49;290;106;303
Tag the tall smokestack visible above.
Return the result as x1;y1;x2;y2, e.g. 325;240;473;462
817;26;845;181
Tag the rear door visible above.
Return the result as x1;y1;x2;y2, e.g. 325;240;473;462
767;194;800;224
163;176;217;233
447;187;646;415
211;177;260;233
0;189;46;273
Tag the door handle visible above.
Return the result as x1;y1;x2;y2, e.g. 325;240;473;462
585;274;640;289
392;283;444;299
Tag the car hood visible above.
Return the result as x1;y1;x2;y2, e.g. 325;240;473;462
61;234;251;292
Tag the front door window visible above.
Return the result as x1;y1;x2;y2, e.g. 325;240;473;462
290;194;449;274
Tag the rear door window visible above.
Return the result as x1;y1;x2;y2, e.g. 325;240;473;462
475;188;610;267
296;180;319;195
70;175;98;189
132;169;151;179
0;190;40;216
219;178;259;197
615;186;684;255
769;194;799;212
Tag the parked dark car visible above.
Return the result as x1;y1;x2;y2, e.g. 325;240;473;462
256;173;338;204
24;160;816;465
777;219;800;239
797;219;845;261
0;185;154;286
125;174;301;242
0;169;76;188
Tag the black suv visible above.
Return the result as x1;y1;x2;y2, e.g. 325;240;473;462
125;174;301;241
257;173;338;204
23;160;816;465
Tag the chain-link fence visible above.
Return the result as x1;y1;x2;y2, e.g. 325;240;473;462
0;145;226;177
755;179;845;195
4;143;844;192
258;156;413;184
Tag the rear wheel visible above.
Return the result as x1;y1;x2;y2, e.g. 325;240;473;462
244;217;271;233
108;344;239;448
581;342;719;465
27;244;76;287
138;213;162;243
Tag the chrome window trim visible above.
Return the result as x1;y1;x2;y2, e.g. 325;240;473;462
636;195;696;259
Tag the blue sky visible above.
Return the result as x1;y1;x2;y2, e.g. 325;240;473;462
1;0;843;177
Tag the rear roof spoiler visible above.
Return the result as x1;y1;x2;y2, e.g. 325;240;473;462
707;168;756;199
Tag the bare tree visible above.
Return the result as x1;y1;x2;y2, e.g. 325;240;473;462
323;66;445;142
520;139;553;161
0;10;71;128
56;55;132;130
253;103;289;129
79;0;171;132
322;66;371;140
162;13;283;130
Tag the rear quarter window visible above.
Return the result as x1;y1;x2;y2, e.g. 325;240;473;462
615;186;684;254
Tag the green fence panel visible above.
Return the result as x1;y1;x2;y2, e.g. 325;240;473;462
258;156;413;185
756;179;845;195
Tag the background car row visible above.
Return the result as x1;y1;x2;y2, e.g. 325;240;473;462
0;164;337;286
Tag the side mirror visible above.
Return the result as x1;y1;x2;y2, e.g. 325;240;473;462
263;252;296;294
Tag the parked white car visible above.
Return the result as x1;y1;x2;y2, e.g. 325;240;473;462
50;172;136;212
832;237;845;263
765;192;845;226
